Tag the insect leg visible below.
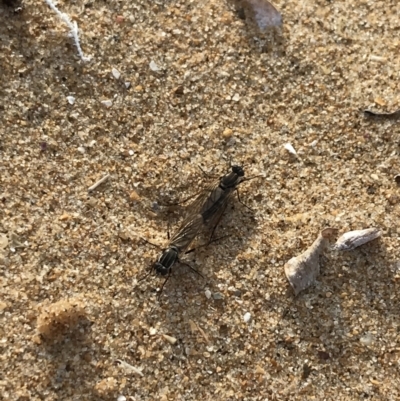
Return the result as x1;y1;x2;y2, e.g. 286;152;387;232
179;260;204;279
157;269;172;299
235;188;254;212
137;267;153;283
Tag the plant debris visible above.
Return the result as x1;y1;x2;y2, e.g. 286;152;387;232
115;359;144;377
231;0;282;31
284;228;338;295
332;228;381;251
363;109;400;120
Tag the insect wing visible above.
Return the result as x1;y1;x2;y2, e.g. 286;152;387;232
202;189;235;232
180;179;220;221
169;214;204;253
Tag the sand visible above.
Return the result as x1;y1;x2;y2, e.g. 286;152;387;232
1;0;400;399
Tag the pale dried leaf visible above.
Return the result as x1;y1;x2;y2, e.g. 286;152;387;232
240;0;282;30
284;228;338;295
333;228;381;251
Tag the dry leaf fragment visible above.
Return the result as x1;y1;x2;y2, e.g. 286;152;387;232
284;228;337;295
333;228;381;251
364;109;400;120
237;0;282;31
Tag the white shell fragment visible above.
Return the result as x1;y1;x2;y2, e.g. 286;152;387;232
283;143;297;155
149;60;161;72
101;99;113;108
66;95;75;105
112;67;121;80
115;359;144;377
162;334;177;345
284;228;338;296
333;228;381;251
243;312;252;323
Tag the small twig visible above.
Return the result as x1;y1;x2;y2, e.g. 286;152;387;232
88;174;110;192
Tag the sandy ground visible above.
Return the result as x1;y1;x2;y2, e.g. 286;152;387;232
1;0;400;400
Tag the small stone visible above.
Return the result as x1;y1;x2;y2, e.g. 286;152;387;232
243;312;252;323
129;190;140;202
222;128;233;138
77;146;85;154
370;174;379;181
117;396;127;401
173;85;184;96
149;327;157;335
149;60;161;72
374;96;386;106
232;93;240;102
112;67;121;80
59;213;72;221
66;96;75;105
135;85;143;92
325;292;332;298
124;82;131;89
205;289;212;299
212;292;224;300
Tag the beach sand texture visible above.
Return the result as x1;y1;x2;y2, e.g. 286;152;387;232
1;0;400;399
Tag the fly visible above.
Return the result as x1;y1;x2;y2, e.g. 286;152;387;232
184;164;261;241
140;213;204;296
139;164;261;296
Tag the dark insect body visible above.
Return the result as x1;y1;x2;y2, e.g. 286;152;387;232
141;164;261;296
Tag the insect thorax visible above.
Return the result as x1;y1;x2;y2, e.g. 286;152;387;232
154;246;179;276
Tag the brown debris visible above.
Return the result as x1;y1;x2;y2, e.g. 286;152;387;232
284;228;338;295
364;109;400;120
36;297;86;340
232;0;282;31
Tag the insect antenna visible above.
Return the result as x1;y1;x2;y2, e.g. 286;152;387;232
140;237;163;250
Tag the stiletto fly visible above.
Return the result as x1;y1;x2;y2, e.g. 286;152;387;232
140;164;261;296
185;164;261;240
140;213;204;296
